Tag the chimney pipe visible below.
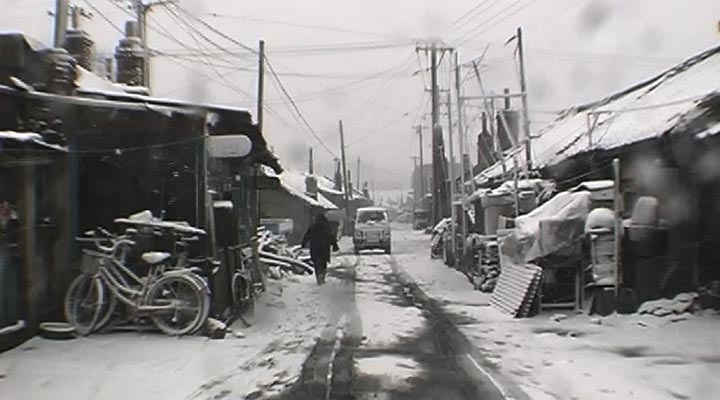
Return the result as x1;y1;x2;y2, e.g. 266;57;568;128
308;147;314;174
125;21;140;38
53;0;69;48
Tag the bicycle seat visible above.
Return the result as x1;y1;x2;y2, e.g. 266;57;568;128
141;252;172;265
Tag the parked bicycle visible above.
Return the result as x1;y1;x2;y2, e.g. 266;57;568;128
64;226;211;336
229;244;262;326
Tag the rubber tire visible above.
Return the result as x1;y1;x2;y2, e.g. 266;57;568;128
93;285;118;333
231;272;258;327
148;274;210;336
64;274;104;336
182;273;211;334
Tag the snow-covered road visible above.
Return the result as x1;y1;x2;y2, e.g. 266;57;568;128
0;226;511;400
9;224;717;399
269;239;509;400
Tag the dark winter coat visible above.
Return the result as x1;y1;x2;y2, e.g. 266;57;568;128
302;216;339;263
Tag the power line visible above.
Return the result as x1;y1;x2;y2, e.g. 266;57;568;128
265;52;417;115
454;0;540;46
162;3;255;102
174;5;257;53
204;12;412;41
264;56;337;157
447;0;496;34
345;110;412;147
82;0;124;34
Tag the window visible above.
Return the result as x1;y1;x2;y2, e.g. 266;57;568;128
357;210;387;224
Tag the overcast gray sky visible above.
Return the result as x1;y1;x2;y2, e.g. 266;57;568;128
1;0;719;190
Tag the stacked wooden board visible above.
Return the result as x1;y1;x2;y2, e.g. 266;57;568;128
490;263;543;317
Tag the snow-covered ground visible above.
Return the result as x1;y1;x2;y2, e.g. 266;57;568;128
0;274;330;400
5;227;719;400
393;225;720;400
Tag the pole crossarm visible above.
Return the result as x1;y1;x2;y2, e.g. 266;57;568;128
460;93;526;100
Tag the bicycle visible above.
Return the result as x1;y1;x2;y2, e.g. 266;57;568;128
229;244;263;326
64;227;210;336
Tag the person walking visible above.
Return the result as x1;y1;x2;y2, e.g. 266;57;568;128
302;213;339;285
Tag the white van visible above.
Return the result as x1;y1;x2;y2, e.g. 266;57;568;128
353;207;391;254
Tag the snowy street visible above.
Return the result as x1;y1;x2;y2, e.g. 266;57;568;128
2;224;720;399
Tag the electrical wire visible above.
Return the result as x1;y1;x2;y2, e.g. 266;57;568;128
455;0;540;47
174;5;257;53
264;57;337;157
446;0;496;35
162;4;255;104
82;0;124;35
204;12;411;41
345;110;413;147
265;52;417;115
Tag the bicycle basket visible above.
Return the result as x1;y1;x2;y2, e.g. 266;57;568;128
81;249;107;274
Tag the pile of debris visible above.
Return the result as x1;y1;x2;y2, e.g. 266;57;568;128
637;292;699;317
256;229;314;279
471;264;500;292
468;235;500;293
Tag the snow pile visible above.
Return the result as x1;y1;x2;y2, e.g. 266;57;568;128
397;227;720;400
637;292;699;317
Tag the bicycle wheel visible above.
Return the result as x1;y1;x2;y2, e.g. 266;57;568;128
93;282;118;333
231;272;257;327
184;273;211;334
147;274;209;336
64;274;104;336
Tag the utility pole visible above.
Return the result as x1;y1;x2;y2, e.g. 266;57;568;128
416;42;453;225
411;156;418;220
339;120;350;235
413;125;425;204
455;51;468;259
53;0;69;48
257;39;265;130
446;89;457;266
517;27;532;170
356;156;361;194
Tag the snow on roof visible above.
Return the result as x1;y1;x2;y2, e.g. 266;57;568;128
571;180;614;192
114;210;206;235
263;167;338;210
75;66;130;95
0;132;40;142
213;200;233;209
0;31;46;51
0;131;67;152
315;174;343;195
357;206;387;212
0;83;193;116
474;44;720;183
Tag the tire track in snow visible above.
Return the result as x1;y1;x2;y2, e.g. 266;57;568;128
271;254;362;400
